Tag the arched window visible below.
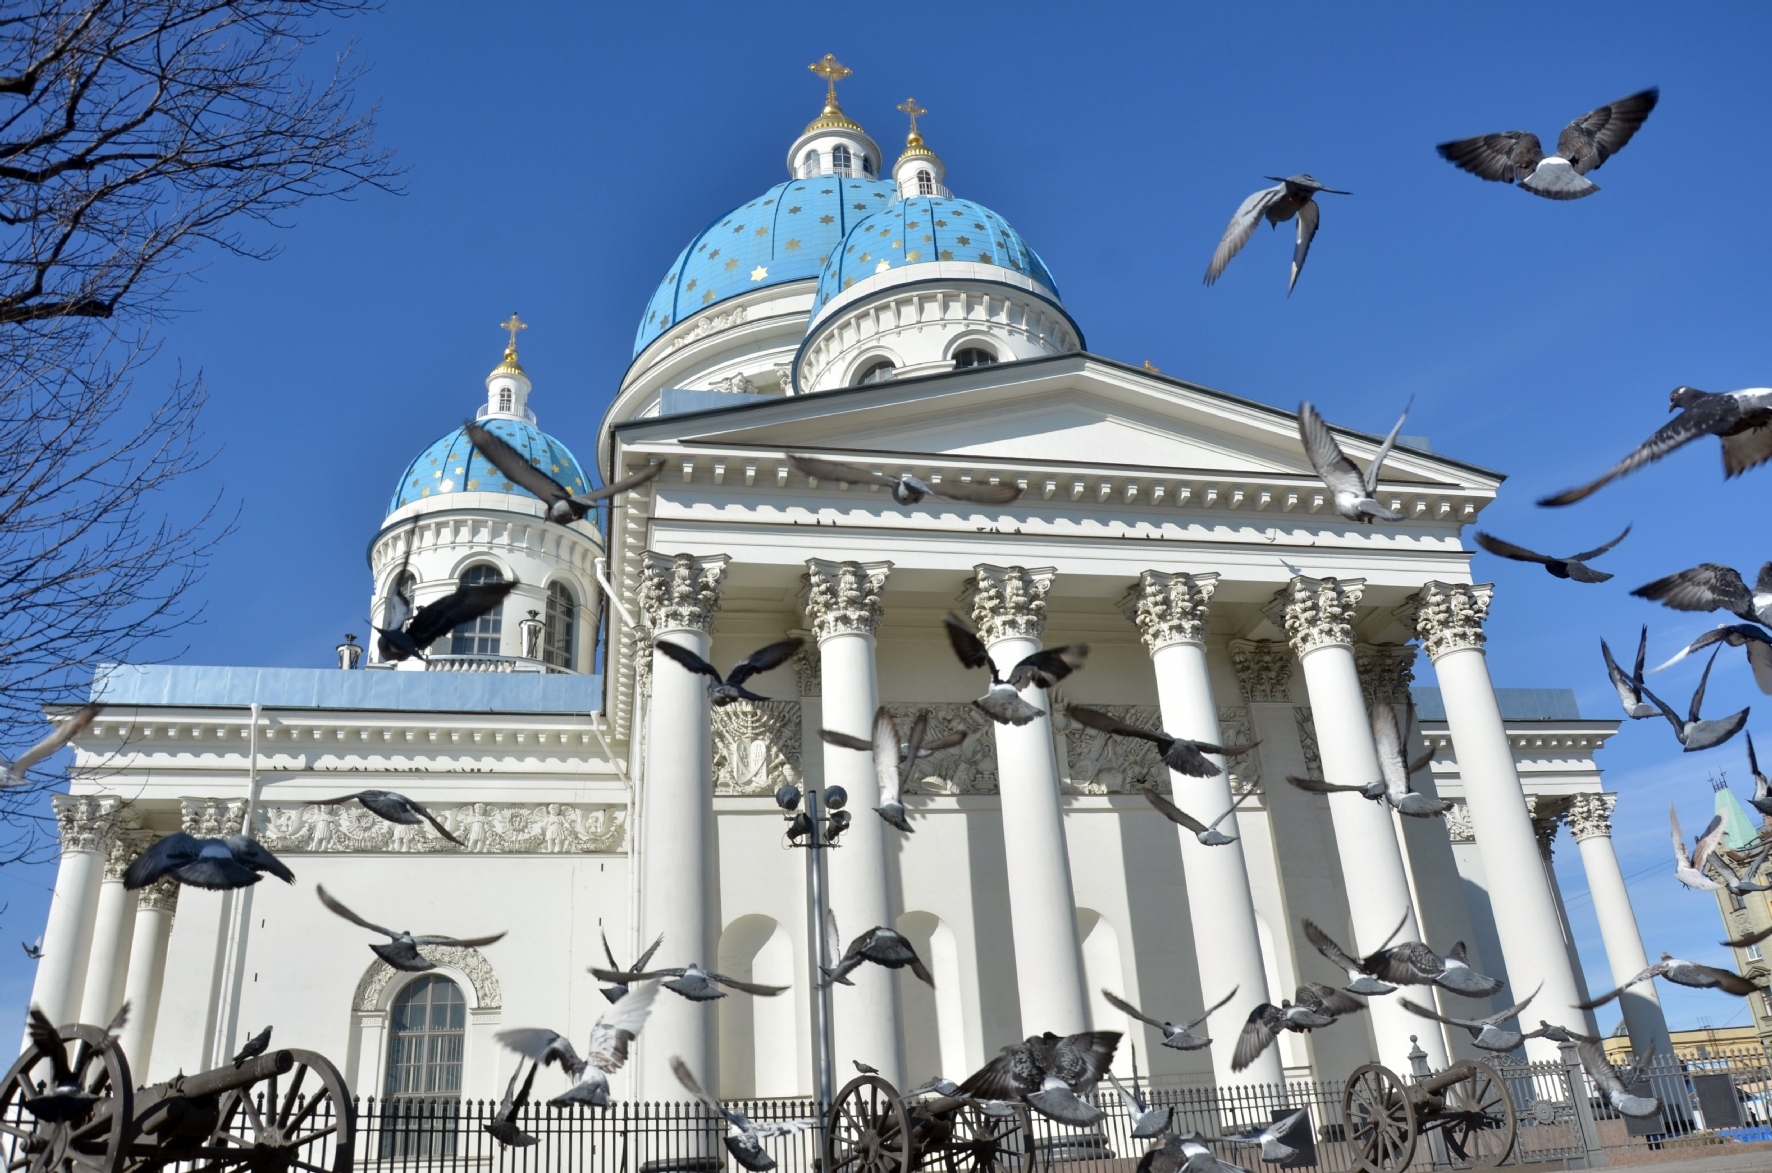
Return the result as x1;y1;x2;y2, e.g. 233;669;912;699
953;347;997;369
544;581;576;670
916;169;934;195
855;360;895;386
800;149;820;178
381;975;465;1156
831;144;852;177
449;564;505;656
496;386;513;413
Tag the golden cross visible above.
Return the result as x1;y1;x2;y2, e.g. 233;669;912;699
897;97;926;135
499;312;527;350
808;54;851;103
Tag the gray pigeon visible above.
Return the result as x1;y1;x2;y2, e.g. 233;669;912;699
1106;1072;1173;1138
1305;915;1503;997
1670;805;1725;891
1650;625;1772;695
786;454;1022;506
598;929;665;1002
1223;1109;1312;1164
22;1003;128;1122
1203;175;1350;294
1475;526;1630;582
1576;1042;1660;1119
232;1025;273;1067
1521;1020;1599;1045
1542;386;1772;506
375;579;516;663
588;960;786;1002
1067;705;1258;780
822;926;934;988
1634;561;1772;628
1748;733;1772;818
1603;628;1661;719
1233;985;1362;1072
1286;701;1448;817
1437;88;1658;200
1580;952;1761;1007
944;613;1087;726
655;637;804;706
1297;400;1411;523
466;421;663;524
124;832;295;891
496;980;660;1108
1102;986;1238;1051
1399;985;1540;1052
1138;1133;1243;1173
316;884;506;972
310;790;465;846
484;1061;540;1146
821;708;965;833
1135;784;1257;846
1638;649;1750;752
2;703;98;787
1706;838;1771;905
671;1056;817;1171
958;1030;1121;1127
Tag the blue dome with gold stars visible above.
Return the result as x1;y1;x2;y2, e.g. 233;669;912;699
814;195;1059;314
634;175;898;356
389;418;588;514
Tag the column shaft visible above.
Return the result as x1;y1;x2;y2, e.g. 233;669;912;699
1569;795;1672;1059
25;796;116;1034
117;883;178;1071
78;879;136;1025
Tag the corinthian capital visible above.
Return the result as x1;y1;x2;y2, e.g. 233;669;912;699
1566;792;1617;841
963;565;1056;643
51;794;121;854
1229;640;1294;703
802;559;892;640
1401;581;1493;661
639;552;730;634
1267;576;1365;657
136;876;180;914
104;826;151;882
1120;571;1217;651
181;797;245;839
1355;643;1418;706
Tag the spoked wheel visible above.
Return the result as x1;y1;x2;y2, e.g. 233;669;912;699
933;1101;1030;1173
1434;1061;1515;1170
0;1023;133;1173
137;1050;356;1173
825;1076;912;1173
1344;1063;1416;1173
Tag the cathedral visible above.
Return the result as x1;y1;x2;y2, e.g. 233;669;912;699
27;58;1674;1106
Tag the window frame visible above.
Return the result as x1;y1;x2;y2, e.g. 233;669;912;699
448;563;506;656
543;580;576;670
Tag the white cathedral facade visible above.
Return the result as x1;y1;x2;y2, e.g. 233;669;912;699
27;63;1675;1105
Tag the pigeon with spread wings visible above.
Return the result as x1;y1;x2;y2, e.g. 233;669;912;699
1437;88;1658;199
1105;1073;1172;1139
822;926;935;988
1670;804;1725;891
958;1030;1121;1127
1638;649;1749;752
1102;987;1238;1052
1707;838;1772;904
1580;953;1761;1008
1136;784;1257;846
3;703;98;787
317;884;506;972
821;707;966;833
1633;562;1772;628
1747;734;1772;819
1298;400;1412;523
589;960;786;1002
1233;984;1363;1072
944;613;1087;726
484;1061;540;1146
1603;628;1660;720
1650;625;1772;695
1304;915;1502;997
1286;701;1448;817
1540;387;1772;506
466;421;662;525
1203;175;1350;294
672;1056;818;1171
654;637;803;707
1067;705;1257;780
598;930;664;1002
1474;526;1631;582
1400;985;1541;1053
376;579;517;663
310;790;464;847
786;454;1022;506
124;832;295;891
22;1003;128;1121
1577;1042;1660;1119
495;979;661;1108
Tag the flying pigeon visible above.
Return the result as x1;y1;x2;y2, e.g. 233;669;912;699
1576;1042;1660;1119
1102;987;1238;1052
1707;837;1772;904
1203;175;1350;294
1298;400;1412;523
1521;1020;1599;1046
1138;1133;1243;1173
485;1061;540;1146
598;929;665;1002
1399;985;1541;1053
588;960;786;1002
495;979;661;1108
1602;628;1661;719
124;833;295;891
1105;1072;1172;1139
1540;386;1772;506
375;579;517;663
316;884;506;972
1721;924;1772;950
943;613;1087;726
1066;705;1258;780
1670;805;1726;891
310;790;465;847
1305;915;1503;997
1233;984;1363;1071
1286;701;1449;817
1135;784;1257;846
1437;88;1658;200
1579;952;1762;1007
655;637;803;706
821;707;965;833
21;937;41;960
822;926;934;988
958;1030;1121;1127
785;454;1022;506
1633;562;1772;628
21;1003;128;1122
1474;526;1631;582
1223;1109;1313;1164
2;703;99;787
1638;649;1750;752
671;1056;817;1171
1747;733;1772;818
465;421;663;525
1650;625;1772;695
232;1025;273;1067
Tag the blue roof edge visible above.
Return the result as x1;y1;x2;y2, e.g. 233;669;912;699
90;664;603;715
1411;686;1582;722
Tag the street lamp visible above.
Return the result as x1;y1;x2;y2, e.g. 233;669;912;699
777;779;849;1103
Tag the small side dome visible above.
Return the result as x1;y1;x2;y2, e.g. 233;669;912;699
389;419;588;514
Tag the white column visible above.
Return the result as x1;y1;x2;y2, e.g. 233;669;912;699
117;880;179;1071
1567;793;1673;1059
1403;582;1588;1062
24;796;117;1039
804;559;904;1087
1123;571;1280;1086
965;565;1088;1036
636;551;728;1098
1272;577;1447;1072
78;827;147;1025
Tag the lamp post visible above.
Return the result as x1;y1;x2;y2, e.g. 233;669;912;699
776;780;850;1105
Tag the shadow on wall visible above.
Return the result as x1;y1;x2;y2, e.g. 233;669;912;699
718;914;796;1097
896;911;966;1086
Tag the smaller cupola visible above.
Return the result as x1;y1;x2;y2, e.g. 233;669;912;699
892;97;949;199
785;54;883;180
484;311;534;422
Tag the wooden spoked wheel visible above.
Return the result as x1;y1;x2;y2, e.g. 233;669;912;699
0;1024;133;1173
1344;1064;1416;1173
140;1050;356;1173
825;1076;913;1173
928;1102;1029;1173
1435;1062;1515;1170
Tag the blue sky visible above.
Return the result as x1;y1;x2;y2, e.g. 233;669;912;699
4;0;1770;1039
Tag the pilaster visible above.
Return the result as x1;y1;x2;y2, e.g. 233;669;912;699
1229;640;1294;704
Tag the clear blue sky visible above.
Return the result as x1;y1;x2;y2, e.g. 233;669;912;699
4;0;1770;1039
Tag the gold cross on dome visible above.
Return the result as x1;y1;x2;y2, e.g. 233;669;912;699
499;312;527;350
809;54;851;102
897;97;926;134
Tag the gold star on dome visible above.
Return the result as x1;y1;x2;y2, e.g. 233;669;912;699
702;289;715;304
724;258;739;270
750;265;768;281
788;206;802;214
820;214;834;224
875;259;891;274
784;238;801;251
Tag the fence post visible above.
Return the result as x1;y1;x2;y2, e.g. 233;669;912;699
1560;1039;1608;1168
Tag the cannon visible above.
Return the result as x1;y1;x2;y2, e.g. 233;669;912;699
0;1018;355;1173
823;1075;1031;1173
1343;1058;1516;1173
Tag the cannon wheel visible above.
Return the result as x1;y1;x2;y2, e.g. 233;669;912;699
825;1076;913;1173
0;1023;134;1173
1435;1061;1515;1170
149;1050;356;1173
1344;1064;1415;1173
931;1101;1030;1173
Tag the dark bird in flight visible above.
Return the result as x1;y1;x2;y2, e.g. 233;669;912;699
589;960;786;1002
1204;175;1350;294
1522;1020;1599;1046
1633;562;1772;628
1305;915;1503;997
317;884;506;972
1746;733;1772;819
232;1025;272;1067
375;579;516;663
598;929;665;1002
655;637;803;706
3;703;99;786
1638;648;1749;752
1721;924;1772;950
1286;701;1449;817
1298;400;1412;523
1603;628;1661;719
125;833;295;891
485;1061;540;1146
822;926;935;988
1437;88;1658;199
466;421;662;525
944;613;1087;726
21;937;42;960
958;1030;1121;1127
1540;386;1772;506
821;707;966;833
1579;952;1761;1007
672;1056;818;1171
1232;984;1363;1072
1474;526;1630;582
786;454;1022;506
1102;987;1238;1052
1067;705;1257;780
21;1003;127;1122
1650;625;1772;695
310;791;465;846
